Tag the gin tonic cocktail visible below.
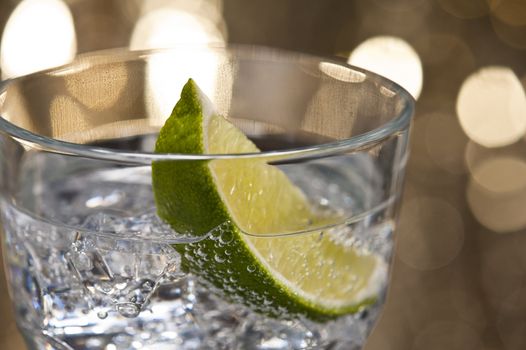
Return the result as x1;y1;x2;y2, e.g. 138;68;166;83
0;47;413;350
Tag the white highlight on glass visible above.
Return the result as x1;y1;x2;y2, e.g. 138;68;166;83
130;7;226;124
318;62;366;83
348;36;423;99
457;66;526;148
0;0;76;79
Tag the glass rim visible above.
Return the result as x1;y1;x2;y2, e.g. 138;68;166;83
0;45;414;163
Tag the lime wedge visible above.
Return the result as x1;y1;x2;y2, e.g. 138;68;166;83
152;79;383;321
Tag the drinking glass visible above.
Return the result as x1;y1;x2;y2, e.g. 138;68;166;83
0;46;413;350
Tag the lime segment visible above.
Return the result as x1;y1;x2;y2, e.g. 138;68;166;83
152;79;384;321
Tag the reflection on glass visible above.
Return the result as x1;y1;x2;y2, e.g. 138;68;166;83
319;62;366;83
348;36;423;99
0;0;76;79
456;66;526;148
65;63;128;111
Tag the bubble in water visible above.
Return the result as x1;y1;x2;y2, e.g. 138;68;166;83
95;282;115;294
111;334;133;349
114;282;127;290
129;289;146;305
214;254;226;263
219;231;233;244
117;302;141;318
260;336;289;349
209;228;221;240
196;248;207;257
73;252;93;271
163;262;185;281
3;162;389;349
123;265;133;276
141;279;154;292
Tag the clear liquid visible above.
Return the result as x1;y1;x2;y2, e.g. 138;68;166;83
1;142;395;350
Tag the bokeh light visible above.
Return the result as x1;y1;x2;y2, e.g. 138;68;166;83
130;8;223;50
479;234;526;310
371;0;426;13
490;15;526;50
497;287;526;350
467;156;526;233
396;197;464;270
364;300;409;350
130;3;227;124
424;112;468;174
348;0;432;44
464;140;526;176
437;0;490;19
411;321;482;350
139;0;226;38
0;324;24;350
488;0;526;26
407;115;464;187
456;66;526;148
449;288;487;330
0;0;76;79
348;36;423;99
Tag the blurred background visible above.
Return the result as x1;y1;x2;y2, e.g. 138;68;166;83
1;0;526;349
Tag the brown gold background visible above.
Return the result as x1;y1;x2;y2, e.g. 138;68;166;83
1;1;526;349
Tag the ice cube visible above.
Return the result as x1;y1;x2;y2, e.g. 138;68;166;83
66;210;184;318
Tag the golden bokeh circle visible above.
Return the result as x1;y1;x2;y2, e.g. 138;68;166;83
457;66;526;148
371;0;427;12
496;286;526;350
412;321;482;350
438;0;490;19
490;15;526;49
488;0;526;26
467;156;526;233
348;36;423;99
424;112;469;175
397;196;464;271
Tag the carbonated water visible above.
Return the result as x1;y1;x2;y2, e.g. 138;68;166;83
1;152;394;350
